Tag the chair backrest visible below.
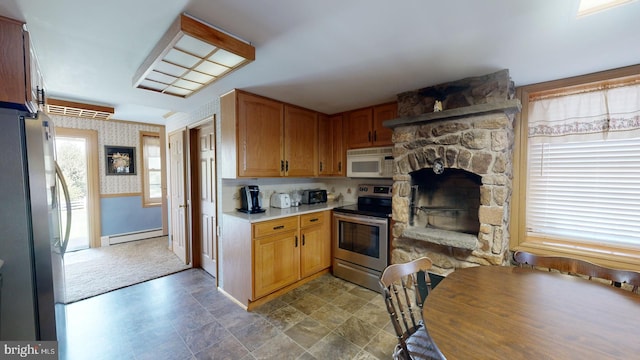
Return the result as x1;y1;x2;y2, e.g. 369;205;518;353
379;257;438;358
513;251;640;293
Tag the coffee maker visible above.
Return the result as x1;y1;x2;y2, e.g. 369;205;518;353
238;185;265;213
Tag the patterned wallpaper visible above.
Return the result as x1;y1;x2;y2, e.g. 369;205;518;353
50;115;163;195
165;97;219;133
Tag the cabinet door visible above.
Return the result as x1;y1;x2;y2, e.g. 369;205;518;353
318;114;331;176
237;92;284;177
345;107;374;149
0;17;29;108
330;114;345;176
372;102;397;146
319;114;345;176
284;105;317;177
300;211;331;277
28;39;44;112
253;231;300;298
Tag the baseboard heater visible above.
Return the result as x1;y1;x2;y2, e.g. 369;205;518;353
101;228;163;246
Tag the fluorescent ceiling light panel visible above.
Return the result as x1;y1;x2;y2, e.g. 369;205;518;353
183;71;214;84
133;13;255;98
578;0;636;17
196;60;228;76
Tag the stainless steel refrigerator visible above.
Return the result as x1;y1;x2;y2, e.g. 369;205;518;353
0;107;70;340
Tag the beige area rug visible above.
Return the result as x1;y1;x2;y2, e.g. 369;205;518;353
63;236;190;304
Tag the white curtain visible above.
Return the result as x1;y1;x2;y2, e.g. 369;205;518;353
528;84;640;143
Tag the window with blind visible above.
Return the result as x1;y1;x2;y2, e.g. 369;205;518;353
527;138;640;246
512;65;640;266
141;133;162;206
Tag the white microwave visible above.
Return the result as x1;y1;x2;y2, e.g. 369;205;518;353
346;146;394;178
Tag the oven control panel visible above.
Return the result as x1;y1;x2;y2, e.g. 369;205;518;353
358;184;392;198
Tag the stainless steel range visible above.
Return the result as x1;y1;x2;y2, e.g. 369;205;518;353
332;184;392;292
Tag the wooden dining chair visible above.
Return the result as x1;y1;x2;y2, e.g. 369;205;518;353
513;251;640;293
379;257;446;360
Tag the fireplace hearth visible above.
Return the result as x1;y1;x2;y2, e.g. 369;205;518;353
385;70;521;275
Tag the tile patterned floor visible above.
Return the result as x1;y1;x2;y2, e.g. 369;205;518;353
61;269;398;360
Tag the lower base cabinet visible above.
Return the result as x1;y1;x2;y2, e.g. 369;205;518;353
300;212;331;277
253;220;300;299
221;210;331;307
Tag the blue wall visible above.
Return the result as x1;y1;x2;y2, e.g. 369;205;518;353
100;196;162;236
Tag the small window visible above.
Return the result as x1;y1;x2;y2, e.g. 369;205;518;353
141;132;162;206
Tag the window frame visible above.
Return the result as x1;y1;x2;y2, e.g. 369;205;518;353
510;64;640;271
140;131;163;207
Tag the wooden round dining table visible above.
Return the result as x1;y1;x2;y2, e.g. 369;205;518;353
423;265;640;359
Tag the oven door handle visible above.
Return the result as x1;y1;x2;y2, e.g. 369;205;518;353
334;212;389;226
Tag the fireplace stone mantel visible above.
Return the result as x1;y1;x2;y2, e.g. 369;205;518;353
384;99;521;129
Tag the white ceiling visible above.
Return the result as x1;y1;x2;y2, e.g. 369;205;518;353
2;0;639;124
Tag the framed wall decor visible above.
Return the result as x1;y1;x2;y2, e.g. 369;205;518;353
105;145;136;175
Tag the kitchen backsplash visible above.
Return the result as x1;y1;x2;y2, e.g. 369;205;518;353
221;177;393;212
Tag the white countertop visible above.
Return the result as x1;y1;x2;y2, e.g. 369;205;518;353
223;201;354;223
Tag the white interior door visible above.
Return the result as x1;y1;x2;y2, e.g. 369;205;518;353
197;123;217;277
169;130;188;264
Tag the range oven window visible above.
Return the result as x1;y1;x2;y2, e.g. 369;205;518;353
337;220;380;258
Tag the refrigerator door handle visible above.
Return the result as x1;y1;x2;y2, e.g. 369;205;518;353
55;162;72;256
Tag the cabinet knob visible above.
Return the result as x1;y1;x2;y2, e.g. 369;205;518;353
373;130;377;142
273;225;285;230
302;234;305;246
368;131;371;142
295;235;298;247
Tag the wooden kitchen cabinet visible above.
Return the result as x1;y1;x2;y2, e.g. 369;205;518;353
253;216;300;299
373;102;397;145
0;15;43;113
220;89;318;178
253;212;331;298
318;113;345;176
345;107;373;149
284;105;318;177
220;210;332;309
345;102;397;149
300;211;331;277
236;91;284;177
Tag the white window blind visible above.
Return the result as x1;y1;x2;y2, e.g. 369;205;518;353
527;134;640;246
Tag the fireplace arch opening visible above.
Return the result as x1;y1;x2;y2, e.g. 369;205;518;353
409;168;481;235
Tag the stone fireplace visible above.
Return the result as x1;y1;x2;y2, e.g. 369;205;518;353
385;70;521;276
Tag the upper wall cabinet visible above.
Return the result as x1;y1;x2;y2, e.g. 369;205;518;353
221;90;318;178
0;16;44;113
284;105;318;177
345;102;397;149
318;113;345;176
